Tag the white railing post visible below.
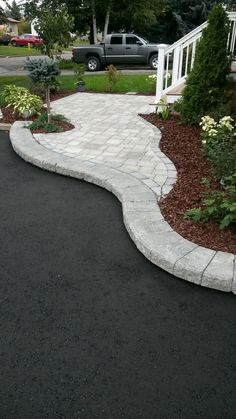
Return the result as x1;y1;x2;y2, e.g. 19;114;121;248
172;45;180;84
156;44;166;100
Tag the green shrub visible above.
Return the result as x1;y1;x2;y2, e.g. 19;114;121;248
178;5;230;125
105;64;120;92
184;174;236;229
59;59;74;70
1;84;43;117
200;115;236;180
73;63;86;83
27;112;67;132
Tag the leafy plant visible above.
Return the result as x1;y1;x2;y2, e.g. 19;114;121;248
73;63;86;83
73;63;86;91
184;174;236;229
1;84;43;117
105;64;120;92
155;96;170;120
146;74;157;93
27;112;67;132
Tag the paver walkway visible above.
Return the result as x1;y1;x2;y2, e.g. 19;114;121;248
35;93;175;198
10;93;236;294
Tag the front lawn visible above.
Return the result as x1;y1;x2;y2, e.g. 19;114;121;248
0;45;42;57
0;74;155;107
61;74;155;93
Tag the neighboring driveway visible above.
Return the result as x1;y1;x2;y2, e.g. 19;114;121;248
1;131;236;418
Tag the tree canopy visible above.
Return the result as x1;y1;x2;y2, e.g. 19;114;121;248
34;4;74;58
23;0;236;43
5;0;22;21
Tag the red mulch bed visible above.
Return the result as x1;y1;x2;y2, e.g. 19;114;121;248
141;113;236;254
0;105;74;133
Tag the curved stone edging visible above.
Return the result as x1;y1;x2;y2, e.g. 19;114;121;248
10;121;236;294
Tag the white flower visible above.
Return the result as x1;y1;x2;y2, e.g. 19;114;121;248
208;128;218;137
148;74;157;80
219;116;234;123
217;116;234;131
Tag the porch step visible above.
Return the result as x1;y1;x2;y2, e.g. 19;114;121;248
166;63;236;104
166;82;185;104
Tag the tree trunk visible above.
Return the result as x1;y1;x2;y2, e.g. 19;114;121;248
45;86;51;123
91;0;98;44
103;5;111;40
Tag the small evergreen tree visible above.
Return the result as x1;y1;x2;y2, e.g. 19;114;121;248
179;5;230;124
26;58;60;123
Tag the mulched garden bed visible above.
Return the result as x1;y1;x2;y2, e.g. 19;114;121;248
141;113;236;254
0;106;75;133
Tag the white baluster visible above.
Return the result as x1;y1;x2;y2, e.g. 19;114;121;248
172;45;180;84
156;44;167;100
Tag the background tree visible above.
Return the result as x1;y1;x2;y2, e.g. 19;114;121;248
34;4;74;58
0;6;7;24
5;0;22;20
146;0;225;43
23;0;166;43
18;19;31;35
178;5;230;124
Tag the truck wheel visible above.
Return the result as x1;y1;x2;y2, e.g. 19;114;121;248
11;41;17;47
149;54;159;70
86;56;100;72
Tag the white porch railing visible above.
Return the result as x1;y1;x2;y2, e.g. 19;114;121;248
156;11;236;101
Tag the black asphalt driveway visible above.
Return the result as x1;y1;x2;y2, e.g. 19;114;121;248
0;132;236;418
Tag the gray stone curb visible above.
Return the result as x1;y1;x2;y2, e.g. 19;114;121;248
10;121;236;294
0;123;11;131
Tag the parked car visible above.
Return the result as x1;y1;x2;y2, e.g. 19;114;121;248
72;33;160;71
0;34;11;46
11;34;43;47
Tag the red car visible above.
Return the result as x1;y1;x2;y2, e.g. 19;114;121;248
11;34;43;47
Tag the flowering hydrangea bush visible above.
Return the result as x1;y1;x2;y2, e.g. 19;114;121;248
185;116;236;229
199;115;236;180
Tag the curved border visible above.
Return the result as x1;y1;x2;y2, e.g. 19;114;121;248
10;121;236;294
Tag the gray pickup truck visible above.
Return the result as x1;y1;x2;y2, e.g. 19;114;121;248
72;33;159;71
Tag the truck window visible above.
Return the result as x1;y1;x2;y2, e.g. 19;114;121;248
110;36;123;45
125;36;140;45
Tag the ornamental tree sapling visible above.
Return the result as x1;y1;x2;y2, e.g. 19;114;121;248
26;57;60;123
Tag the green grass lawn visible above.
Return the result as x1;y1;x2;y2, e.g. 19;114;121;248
0;45;42;57
0;74;155;106
60;74;155;94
